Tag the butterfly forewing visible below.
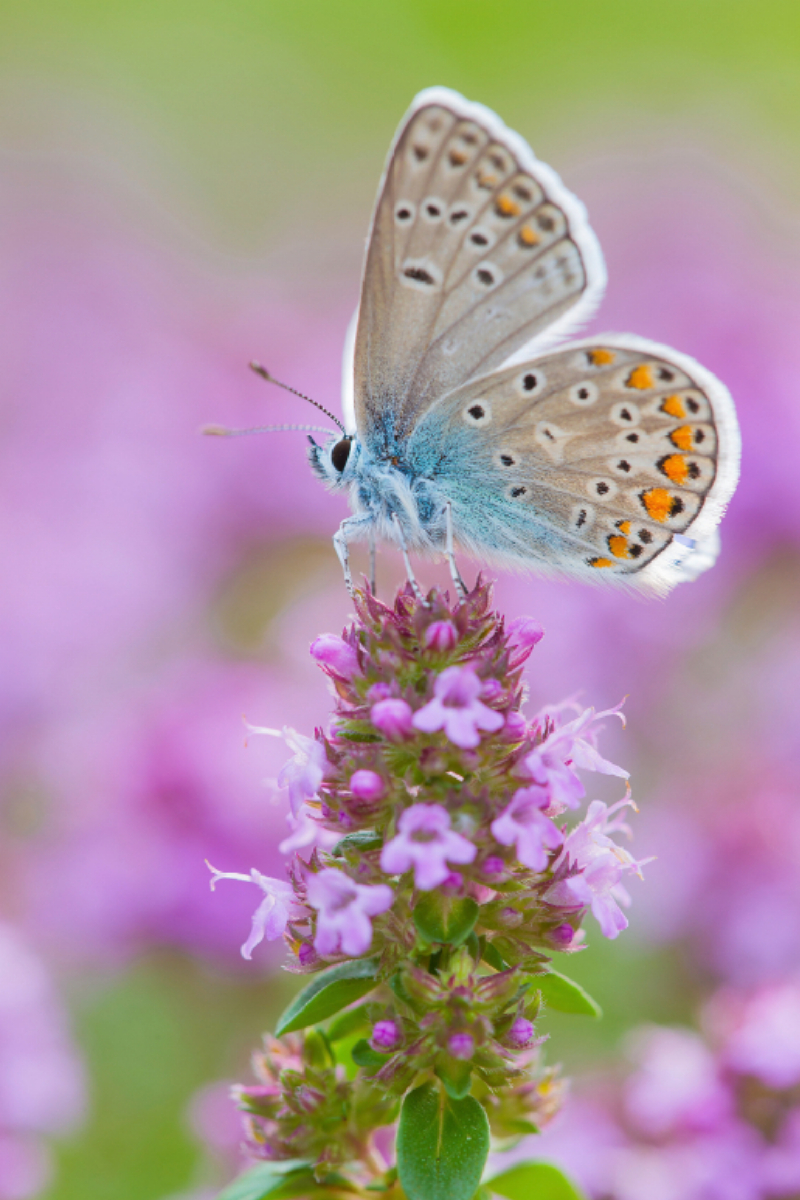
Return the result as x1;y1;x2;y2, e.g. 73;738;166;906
418;337;739;591
353;90;604;448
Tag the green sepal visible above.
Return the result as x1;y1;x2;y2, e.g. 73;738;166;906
331;830;383;857
275;958;379;1036
481;940;507;972
413;894;479;946
350;1038;389;1068
216;1163;322;1200
533;969;602;1017
485;1161;588;1200
303;1028;333;1069
436;1056;473;1099
327;1002;371;1042
397;1083;490;1200
463;931;481;962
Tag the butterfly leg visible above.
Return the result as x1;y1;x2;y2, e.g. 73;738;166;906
444;501;467;600
391;513;424;601
333;516;372;596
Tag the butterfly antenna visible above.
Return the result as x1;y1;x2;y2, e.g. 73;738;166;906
202;423;336;437
249;362;345;433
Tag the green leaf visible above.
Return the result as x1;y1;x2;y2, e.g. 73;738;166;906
331;830;383;857
534;970;602;1018
275;959;379;1036
327;1002;371;1042
350;1038;389;1068
435;1056;473;1100
397;1083;490;1200
485;1161;587;1200
413;894;479;946
216;1163;318;1200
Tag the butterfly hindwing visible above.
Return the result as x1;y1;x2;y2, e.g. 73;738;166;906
353;88;605;448
409;335;740;592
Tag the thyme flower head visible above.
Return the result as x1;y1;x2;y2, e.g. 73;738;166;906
210;579;646;1194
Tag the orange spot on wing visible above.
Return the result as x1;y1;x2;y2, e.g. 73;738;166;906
670;425;694;450
608;536;630;559
477;170;498;189
517;224;540;247
642;488;675;522
661;454;689;484
617;520;631;535
495;194;521;217
589;557;614;568
449;149;468;166
589;348;616;366
626;364;655;389
661;395;686;419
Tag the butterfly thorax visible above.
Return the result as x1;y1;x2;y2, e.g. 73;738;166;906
308;432;447;553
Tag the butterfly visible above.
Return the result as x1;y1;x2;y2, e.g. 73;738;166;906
265;88;741;596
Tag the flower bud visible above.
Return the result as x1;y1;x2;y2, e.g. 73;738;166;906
350;769;386;802
482;678;503;701
371;1020;402;1051
508;616;544;649
482;855;506;878
371;698;414;741
298;943;317;967
448;1032;475;1060
502;711;527;742
547;923;576;949
424;620;458;651
367;682;393;701
507;1017;536;1048
310;634;359;678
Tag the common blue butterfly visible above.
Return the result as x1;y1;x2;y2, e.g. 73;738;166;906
226;88;741;597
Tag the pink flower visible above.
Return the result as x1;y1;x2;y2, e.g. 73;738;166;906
350;770;385;801
309;634;359;679
448;1033;475;1060
246;724;327;815
507;1018;537;1049
206;864;296;959
522;702;628;810
380;804;476;890
508;616;544;652
716;982;800;1090
491;788;565;871
278;808;339;857
549;800;645;939
412;665;504;749
306;868;393;958
424;621;457;652
371;698;414;741
371;1020;402;1051
622;1026;732;1137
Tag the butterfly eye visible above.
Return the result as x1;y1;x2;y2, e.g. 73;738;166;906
331;438;352;473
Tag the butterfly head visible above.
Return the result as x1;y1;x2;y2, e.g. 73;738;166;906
308;433;360;490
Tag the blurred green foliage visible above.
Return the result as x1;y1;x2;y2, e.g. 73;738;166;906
2;0;800;248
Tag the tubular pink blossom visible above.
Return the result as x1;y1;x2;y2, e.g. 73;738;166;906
380;804;476;890
491;788;565;871
306;868;393;958
206;864;296;959
412;665;504;749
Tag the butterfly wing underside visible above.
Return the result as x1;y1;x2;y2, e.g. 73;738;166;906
416;335;740;593
351;87;605;445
